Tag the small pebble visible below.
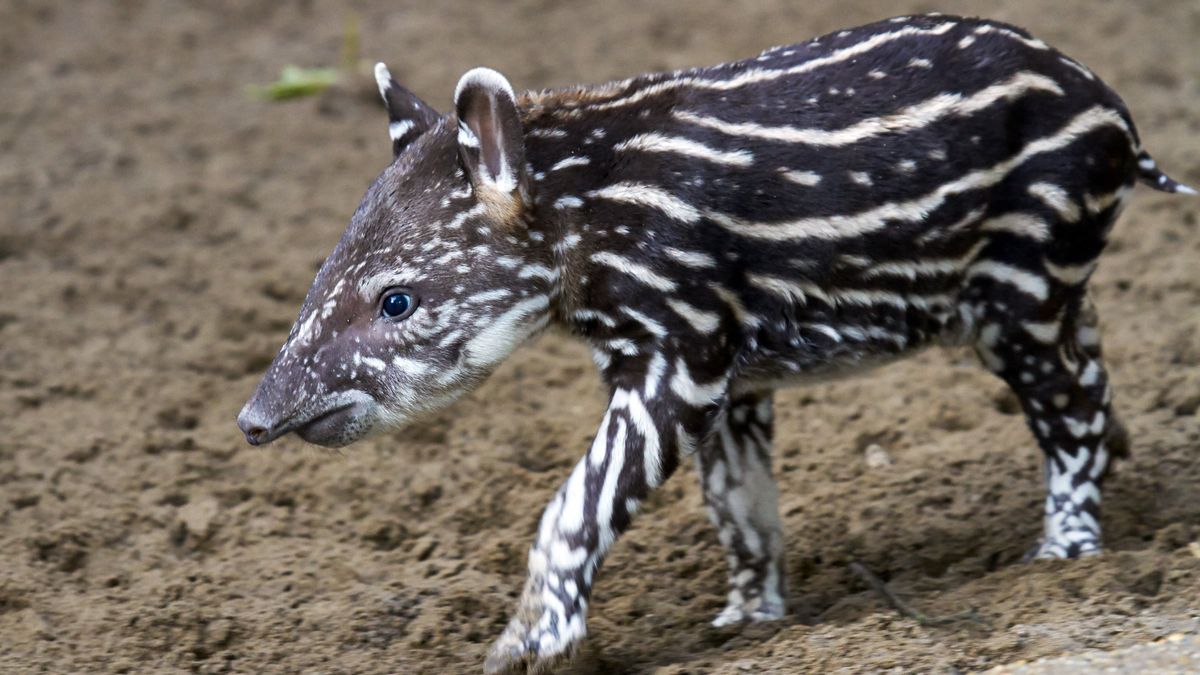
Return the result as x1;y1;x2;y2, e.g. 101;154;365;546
865;444;894;469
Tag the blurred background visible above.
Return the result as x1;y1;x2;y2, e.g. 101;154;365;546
1;1;1197;672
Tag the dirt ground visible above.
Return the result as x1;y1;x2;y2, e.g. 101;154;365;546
1;1;1198;673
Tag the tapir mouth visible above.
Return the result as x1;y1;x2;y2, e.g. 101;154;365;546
238;401;361;447
293;402;364;446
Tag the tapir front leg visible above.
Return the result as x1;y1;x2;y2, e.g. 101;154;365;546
485;352;728;673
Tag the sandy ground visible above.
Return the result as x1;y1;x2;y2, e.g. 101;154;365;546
1;1;1198;673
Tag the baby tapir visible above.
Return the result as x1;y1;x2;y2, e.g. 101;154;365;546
237;13;1194;673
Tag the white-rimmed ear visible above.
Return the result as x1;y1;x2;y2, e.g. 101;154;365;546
453;67;526;199
374;62;440;157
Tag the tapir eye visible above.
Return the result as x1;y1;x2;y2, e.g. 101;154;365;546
380;290;417;320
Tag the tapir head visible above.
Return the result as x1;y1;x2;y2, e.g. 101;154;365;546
237;65;554;447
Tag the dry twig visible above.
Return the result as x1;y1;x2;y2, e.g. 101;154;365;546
849;561;988;628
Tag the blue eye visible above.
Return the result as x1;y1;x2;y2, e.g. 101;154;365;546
381;291;416;319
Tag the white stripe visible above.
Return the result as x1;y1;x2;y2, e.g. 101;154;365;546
587;182;702;223
664;247;717;268
1059;56;1095;81
669;358;727;407
613;133;753;166
594;417;626;541
980;212;1051;241
708;106;1131;242
573;309;616;327
527;128;568;139
644;352;667;399
621;306;668;339
518;263;558;281
457;123;480;149
626;391;663;487
549;156;590;171
968;261;1049;300
392;356;431;375
746;273;827;306
709;283;762;328
462;295;550;367
553;196;584;210
466;289;512;304
1022;319;1060;343
749;273;951;311
591;251;678;291
859;239;988;280
575;21;958;114
388;119;415;141
1044;259;1096;285
673;72;1062;147
666;298;721;334
974;24;1049;50
361;356;386;371
373;62;393;101
1027;182;1080;222
557;460;587;533
1084;186;1131;214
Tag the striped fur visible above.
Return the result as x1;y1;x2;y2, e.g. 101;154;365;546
238;14;1193;674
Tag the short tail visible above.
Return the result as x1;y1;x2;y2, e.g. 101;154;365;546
1137;151;1197;195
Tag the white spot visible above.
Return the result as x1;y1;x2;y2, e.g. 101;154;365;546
554;196;584;210
780;169;821;186
849;171;873;186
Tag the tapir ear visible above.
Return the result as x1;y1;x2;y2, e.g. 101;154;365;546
453;67;526;197
374;62;440;157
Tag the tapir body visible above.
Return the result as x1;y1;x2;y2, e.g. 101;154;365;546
238;14;1194;672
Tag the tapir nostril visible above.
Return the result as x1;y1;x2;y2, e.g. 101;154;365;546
243;426;268;445
237;403;277;446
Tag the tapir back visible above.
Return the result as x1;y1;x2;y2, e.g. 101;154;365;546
519;14;1143;382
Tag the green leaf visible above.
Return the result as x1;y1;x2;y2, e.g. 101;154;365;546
247;65;340;101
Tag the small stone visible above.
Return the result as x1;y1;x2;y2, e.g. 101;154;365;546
1188;541;1200;559
177;496;220;542
864;444;894;469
